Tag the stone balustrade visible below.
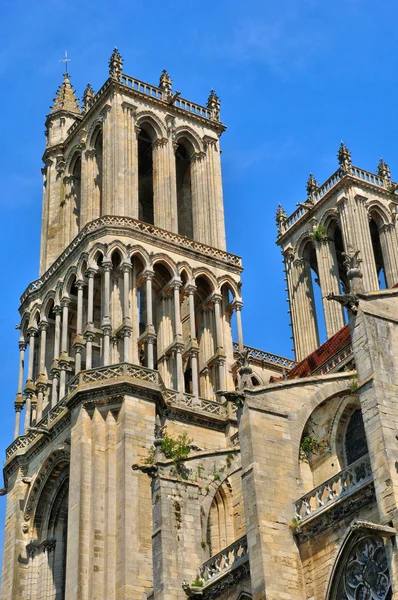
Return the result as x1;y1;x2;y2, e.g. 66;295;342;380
294;454;372;523
6;365;238;464
197;535;248;586
67;362;159;397
279;165;393;236
232;342;296;369
164;389;228;418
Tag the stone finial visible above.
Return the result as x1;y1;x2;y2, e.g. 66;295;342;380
377;158;391;181
109;47;123;81
159;69;172;97
306;173;319;202
276;203;287;234
50;73;80;115
337;141;352;171
82;83;95;112
207;89;220;121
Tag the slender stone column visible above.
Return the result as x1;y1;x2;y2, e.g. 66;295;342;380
59;300;70;399
145;271;155;369
190;153;209;245
172;281;184;393
102;261;112;366
36;320;49;422
204;139;226;250
51;306;62;408
84;269;95;369
61;299;70;353
24;327;37;432
122;103;139;219
153;138;170;230
337;192;379;291
122;263;132;363
234;301;244;352
213;294;225;390
188;286;199;398
379;223;398;287
314;238;345;337
17;340;26;397
285;253;319;361
101;105;113;216
14;403;22;440
74;281;85;374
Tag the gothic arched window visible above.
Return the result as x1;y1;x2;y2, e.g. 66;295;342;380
329;535;391;600
175;141;194;239
138;128;154;225
345;409;368;466
369;215;387;289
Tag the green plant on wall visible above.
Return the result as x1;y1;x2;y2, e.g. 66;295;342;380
145;431;192;466
299;435;326;462
309;224;327;243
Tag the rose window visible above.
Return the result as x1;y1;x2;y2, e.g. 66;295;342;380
342;536;391;600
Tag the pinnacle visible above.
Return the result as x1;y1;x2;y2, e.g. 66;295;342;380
50;72;80;115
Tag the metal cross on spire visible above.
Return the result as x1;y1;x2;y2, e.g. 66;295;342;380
59;50;71;74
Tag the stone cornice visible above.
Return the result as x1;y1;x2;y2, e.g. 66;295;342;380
20;216;242;310
277;169;398;244
66;76;225;150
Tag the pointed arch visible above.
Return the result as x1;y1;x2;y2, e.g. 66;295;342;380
326;523;392;600
174;126;204;154
135;111;167;140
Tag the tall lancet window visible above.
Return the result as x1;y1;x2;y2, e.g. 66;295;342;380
93;128;103;218
369;215;387;289
138;129;154;225
175;141;194;239
71;155;81;236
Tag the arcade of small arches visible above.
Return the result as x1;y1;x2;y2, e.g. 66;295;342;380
59;117;218;250
284;208;398;360
14;246;243;439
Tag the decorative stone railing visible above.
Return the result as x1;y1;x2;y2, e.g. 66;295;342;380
163;389;228;418
67;362;159;395
233;342;296;370
6;397;68;460
197;536;248;586
21;216;242;304
121;75;164;100
6;365;235;463
279;165;393;236
294;454;372;523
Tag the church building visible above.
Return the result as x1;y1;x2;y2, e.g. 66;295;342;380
1;49;398;600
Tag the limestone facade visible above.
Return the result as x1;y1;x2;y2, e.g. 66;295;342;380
2;49;398;600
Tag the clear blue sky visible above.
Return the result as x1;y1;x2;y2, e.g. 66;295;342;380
1;0;398;569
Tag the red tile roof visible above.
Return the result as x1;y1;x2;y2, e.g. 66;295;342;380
286;324;351;380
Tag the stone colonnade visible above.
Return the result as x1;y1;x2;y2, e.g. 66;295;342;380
15;266;243;439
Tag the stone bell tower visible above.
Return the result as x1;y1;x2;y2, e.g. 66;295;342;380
1;49;245;600
276;143;398;361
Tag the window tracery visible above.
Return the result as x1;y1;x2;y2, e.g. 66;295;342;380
334;536;391;600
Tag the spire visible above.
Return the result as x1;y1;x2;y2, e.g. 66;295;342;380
82;83;95;113
276;203;287;234
207;89;220;121
377;158;391;181
109;47;123;81
50;72;80;115
337;141;352;171
306;173;319;202
159;69;172;98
